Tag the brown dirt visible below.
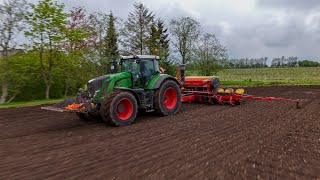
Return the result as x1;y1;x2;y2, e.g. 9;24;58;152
0;86;319;179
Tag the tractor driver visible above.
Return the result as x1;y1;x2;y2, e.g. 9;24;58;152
140;60;155;84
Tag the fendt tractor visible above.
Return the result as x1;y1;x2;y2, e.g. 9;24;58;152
42;54;301;126
43;55;183;126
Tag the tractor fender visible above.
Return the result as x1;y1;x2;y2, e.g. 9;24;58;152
113;87;143;106
114;87;139;98
152;75;180;90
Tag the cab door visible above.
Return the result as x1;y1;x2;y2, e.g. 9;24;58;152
140;60;156;86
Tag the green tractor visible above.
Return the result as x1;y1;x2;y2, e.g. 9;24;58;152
43;55;183;126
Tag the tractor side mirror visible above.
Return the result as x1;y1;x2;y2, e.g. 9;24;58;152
138;72;143;79
180;64;186;85
107;61;117;74
107;65;111;74
134;59;141;64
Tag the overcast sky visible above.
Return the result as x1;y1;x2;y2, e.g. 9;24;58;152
2;0;320;61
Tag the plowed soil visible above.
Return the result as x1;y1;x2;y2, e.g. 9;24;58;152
0;86;319;179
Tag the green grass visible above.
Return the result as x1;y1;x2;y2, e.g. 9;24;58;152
0;98;65;108
216;67;320;86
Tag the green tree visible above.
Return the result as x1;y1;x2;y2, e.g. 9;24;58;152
0;0;27;103
148;19;170;59
121;2;154;54
104;11;119;67
147;18;174;74
25;0;68;99
298;60;319;67
6;52;43;102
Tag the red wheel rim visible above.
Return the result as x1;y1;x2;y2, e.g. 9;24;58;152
116;98;133;121
163;87;178;109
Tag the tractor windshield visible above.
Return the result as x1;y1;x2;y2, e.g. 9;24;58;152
121;58;160;87
141;60;155;77
121;59;139;72
121;58;160;74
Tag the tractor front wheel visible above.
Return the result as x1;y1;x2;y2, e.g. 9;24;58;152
76;112;100;121
76;112;90;121
154;80;181;116
101;91;138;126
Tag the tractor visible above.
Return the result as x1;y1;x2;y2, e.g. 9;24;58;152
42;55;183;126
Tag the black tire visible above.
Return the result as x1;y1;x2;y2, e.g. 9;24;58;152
100;91;138;126
76;111;100;121
76;112;90;121
154;80;181;116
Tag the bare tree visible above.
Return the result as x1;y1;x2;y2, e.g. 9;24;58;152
195;33;227;75
0;0;27;103
170;17;200;64
88;12;108;64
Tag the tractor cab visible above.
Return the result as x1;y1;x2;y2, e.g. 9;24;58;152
120;55;160;87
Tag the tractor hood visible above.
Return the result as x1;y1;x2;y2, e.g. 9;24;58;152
87;72;132;98
87;75;110;97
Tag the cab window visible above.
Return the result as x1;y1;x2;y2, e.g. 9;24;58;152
121;60;140;73
141;60;155;79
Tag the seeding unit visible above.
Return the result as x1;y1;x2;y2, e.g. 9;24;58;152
180;76;301;108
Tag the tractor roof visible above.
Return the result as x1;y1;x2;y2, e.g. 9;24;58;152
121;55;160;60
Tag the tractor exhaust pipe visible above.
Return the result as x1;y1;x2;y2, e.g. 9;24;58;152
180;64;186;85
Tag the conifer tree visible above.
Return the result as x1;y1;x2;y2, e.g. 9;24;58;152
121;2;154;54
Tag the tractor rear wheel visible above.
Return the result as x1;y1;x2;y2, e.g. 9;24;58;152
101;91;138;126
154;80;181;116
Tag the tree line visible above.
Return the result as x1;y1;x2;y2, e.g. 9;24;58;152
228;56;319;68
228;57;268;68
0;0;227;103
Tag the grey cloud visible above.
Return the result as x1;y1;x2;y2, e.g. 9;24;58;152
255;19;302;48
59;0;135;19
256;0;320;10
144;1;320;61
224;19;320;61
56;0;193;23
14;0;320;61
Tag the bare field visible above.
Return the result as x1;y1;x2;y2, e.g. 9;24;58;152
0;86;319;179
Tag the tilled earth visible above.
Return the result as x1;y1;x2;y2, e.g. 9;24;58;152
0;86;319;179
